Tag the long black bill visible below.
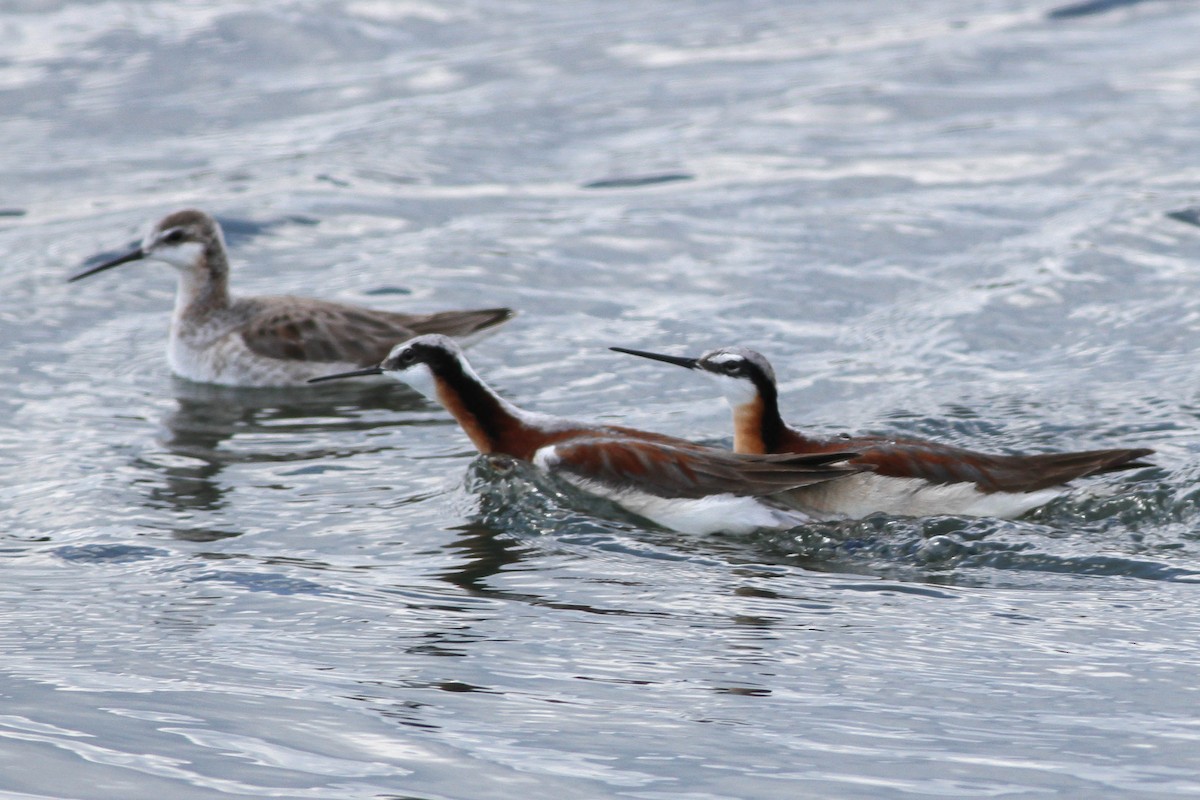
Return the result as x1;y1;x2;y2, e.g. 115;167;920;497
68;246;146;283
307;366;384;384
609;346;699;370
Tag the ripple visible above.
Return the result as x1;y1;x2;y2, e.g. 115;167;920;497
53;544;170;564
5;1;1200;798
580;173;694;189
187;569;333;596
1048;0;1157;20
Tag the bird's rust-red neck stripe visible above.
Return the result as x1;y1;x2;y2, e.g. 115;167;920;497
424;353;564;460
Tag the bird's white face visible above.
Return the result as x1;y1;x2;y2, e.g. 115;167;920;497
702;368;758;409
143;228;205;272
698;353;759;409
380;338;450;402
392;359;438;401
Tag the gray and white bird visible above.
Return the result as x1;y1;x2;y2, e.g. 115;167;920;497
71;209;513;387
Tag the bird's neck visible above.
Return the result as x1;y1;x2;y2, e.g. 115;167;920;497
174;251;231;320
730;384;790;455
429;358;546;460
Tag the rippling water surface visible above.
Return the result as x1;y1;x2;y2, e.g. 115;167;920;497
4;1;1200;797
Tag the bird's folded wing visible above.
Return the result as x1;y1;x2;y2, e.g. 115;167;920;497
240;299;514;365
549;437;862;499
238;299;418;365
851;440;1154;493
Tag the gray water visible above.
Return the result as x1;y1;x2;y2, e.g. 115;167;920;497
4;1;1200;797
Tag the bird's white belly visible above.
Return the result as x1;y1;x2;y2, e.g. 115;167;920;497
530;446;815;535
544;474;807;535
787;472;1058;519
599;487;811;535
167;325;361;387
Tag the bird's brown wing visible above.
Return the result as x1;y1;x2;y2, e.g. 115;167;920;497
549;436;862;499
402;308;515;339
797;433;1154;493
958;448;1155;493
238;297;513;366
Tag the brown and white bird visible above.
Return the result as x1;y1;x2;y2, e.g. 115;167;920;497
70;209;514;387
612;345;1154;519
310;335;867;535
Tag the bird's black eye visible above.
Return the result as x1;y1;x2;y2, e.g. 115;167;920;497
162;229;185;244
723;361;742;375
384;348;419;370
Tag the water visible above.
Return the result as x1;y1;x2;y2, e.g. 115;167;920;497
3;0;1200;797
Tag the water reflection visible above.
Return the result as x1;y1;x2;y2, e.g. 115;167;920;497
136;378;426;539
438;521;532;596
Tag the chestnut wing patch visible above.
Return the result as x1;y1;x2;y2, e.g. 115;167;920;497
550;437;860;499
844;438;1154;493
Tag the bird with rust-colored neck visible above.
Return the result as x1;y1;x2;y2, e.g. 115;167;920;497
70;209;514;387
310;335;867;535
612;345;1154;519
